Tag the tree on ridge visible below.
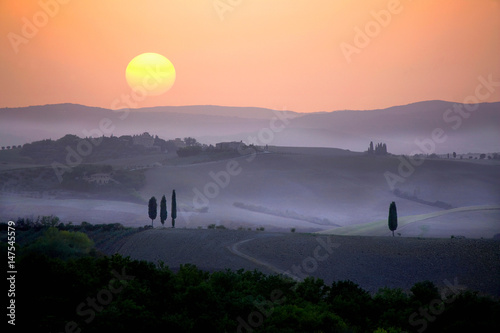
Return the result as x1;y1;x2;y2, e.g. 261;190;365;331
148;196;157;227
171;190;177;228
388;201;398;237
160;195;167;226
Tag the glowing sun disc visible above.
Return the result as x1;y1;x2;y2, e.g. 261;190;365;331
126;53;176;96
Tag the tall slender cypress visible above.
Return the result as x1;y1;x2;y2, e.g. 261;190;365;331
171;190;177;228
148;196;157;227
388;201;398;236
160;195;167;226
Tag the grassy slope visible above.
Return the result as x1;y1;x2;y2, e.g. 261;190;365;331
1;147;499;237
318;205;500;236
139;151;500;236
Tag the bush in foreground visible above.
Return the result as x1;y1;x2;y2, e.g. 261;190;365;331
3;224;499;332
8;252;499;332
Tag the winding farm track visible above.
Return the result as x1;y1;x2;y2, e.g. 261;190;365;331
227;236;300;280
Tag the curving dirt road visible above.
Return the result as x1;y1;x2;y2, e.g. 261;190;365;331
227;236;301;280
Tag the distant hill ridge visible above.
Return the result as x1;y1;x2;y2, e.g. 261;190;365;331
1;100;499;153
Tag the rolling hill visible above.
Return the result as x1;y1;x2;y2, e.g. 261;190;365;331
136;149;500;237
1;100;498;154
1;146;499;238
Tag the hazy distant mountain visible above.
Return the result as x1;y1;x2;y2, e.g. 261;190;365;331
279;100;500;153
136;105;300;119
0;101;498;153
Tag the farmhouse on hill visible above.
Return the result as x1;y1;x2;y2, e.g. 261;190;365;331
215;141;245;151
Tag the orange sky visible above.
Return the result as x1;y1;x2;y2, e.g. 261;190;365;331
1;0;499;112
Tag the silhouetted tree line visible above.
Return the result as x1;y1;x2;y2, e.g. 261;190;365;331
367;141;388;155
0;216;129;233
430;152;499;160
393;189;453;210
176;137;206;157
1;145;22;150
18;134;181;163
183;137;198;147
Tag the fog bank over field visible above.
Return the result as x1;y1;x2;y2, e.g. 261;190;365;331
1;100;499;154
1;99;498;237
2;148;498;238
138;150;500;237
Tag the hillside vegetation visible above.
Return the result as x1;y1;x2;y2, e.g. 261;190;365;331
2;221;499;332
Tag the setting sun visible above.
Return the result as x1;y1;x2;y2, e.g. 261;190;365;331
125;53;176;96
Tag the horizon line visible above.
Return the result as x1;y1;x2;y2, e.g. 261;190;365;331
1;99;500;114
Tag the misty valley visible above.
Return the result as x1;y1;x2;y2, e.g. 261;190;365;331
1;102;499;332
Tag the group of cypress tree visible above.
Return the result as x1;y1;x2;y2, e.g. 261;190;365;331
367;141;388;155
149;191;398;236
148;190;177;228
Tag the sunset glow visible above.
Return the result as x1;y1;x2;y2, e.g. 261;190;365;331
1;0;499;112
1;3;500;327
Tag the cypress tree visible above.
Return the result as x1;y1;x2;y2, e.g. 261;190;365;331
171;190;177;228
160;195;167;226
148;196;157;227
388;201;398;236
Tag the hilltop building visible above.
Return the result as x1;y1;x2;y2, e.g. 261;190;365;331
215;141;245;151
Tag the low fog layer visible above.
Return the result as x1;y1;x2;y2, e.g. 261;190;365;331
2;148;499;238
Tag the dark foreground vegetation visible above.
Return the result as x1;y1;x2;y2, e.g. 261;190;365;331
2;219;499;332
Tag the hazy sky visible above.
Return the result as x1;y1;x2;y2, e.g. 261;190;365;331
1;0;499;113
